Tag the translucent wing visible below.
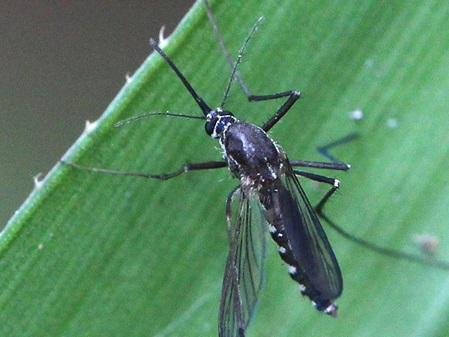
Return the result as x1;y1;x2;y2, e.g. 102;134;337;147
260;165;342;311
219;187;267;337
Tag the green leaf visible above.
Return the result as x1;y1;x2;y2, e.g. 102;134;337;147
2;1;449;336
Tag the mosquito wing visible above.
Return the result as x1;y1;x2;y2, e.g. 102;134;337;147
219;187;267;337
260;165;342;310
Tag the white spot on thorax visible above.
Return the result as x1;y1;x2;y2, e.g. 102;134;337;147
265;160;278;180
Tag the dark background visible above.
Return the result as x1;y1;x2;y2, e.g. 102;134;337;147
1;1;193;227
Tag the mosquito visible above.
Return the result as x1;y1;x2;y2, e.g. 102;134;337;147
60;1;449;336
63;3;345;337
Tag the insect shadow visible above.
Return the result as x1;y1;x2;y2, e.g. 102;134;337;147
61;2;449;337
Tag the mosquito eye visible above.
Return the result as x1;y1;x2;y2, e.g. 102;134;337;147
205;119;217;136
205;115;235;138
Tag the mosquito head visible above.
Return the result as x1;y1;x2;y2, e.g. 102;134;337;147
205;108;236;139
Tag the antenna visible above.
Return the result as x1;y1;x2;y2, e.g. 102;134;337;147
219;17;264;108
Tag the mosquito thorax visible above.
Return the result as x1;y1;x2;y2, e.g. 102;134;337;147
221;122;285;184
205;108;236;139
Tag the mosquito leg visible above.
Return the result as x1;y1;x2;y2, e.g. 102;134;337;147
216;16;301;133
317;132;358;164
224;88;301;132
293;169;339;186
308;132;353;224
60;160;226;180
317;198;449;271
293;168;342;240
294;169;341;224
307;164;449;271
307;129;449;270
291;134;355;182
204;0;260;101
204;1;301;132
290;160;350;171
